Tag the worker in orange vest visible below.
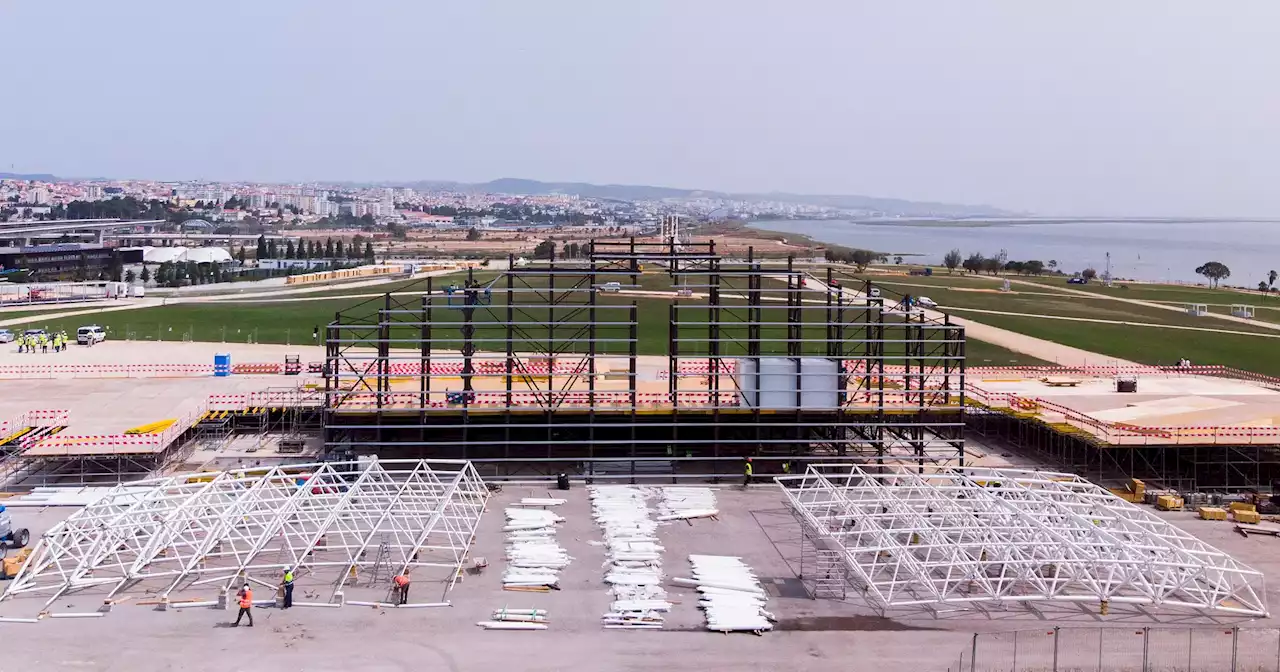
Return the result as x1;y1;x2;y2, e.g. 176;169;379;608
393;572;411;605
233;583;254;627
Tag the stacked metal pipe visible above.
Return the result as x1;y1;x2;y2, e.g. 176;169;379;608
656;487;719;522
683;555;774;633
589;485;669;629
502;507;570;589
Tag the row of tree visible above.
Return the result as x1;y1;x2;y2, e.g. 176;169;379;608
941;249;1062;276
251;235;376;263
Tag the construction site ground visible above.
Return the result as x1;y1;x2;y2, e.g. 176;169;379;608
973;372;1280;429
4;486;1280;671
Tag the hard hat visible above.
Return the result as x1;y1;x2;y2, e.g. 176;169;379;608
745;457;752;462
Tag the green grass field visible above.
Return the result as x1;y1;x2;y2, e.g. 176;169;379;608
2;282;1043;367
0;309;69;323
963;313;1280;375
902;286;1280;335
1017;276;1274;306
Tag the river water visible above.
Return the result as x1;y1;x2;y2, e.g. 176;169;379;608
750;220;1280;284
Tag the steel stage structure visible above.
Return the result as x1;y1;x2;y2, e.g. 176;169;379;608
779;463;1268;617
966;406;1280;494
323;240;966;480
4;458;489;610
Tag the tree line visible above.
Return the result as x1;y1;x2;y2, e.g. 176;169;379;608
251;235;376;263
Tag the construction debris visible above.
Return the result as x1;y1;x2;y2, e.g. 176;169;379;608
686;555;773;634
591;486;670;629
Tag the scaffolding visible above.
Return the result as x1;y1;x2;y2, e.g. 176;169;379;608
778;463;1268;617
4;458;489;610
323;239;965;480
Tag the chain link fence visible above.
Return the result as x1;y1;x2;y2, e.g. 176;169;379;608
955;626;1280;672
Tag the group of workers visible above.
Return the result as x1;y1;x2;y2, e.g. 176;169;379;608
15;331;70;353
230;568;411;627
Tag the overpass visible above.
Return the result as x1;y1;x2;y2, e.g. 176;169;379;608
105;232;297;247
0;219;166;246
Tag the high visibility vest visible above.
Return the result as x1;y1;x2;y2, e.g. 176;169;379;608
394;575;409;587
239;589;253;608
284;571;294;585
745;463;753;476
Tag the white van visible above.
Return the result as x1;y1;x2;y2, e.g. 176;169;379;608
77;325;107;345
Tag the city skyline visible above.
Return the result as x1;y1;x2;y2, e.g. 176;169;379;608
2;1;1279;217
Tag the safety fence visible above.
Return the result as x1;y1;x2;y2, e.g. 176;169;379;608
0;409;69;438
327;388;963;411
954;626;1280;672
967;364;1280;390
0;362;313;379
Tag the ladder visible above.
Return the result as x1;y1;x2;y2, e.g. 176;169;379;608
367;534;392;586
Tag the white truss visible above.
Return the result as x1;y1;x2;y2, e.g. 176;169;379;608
779;464;1268;617
4;458;488;608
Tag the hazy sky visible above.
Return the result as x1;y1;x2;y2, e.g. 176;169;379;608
2;1;1278;216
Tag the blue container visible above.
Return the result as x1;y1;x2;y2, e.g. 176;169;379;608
214;353;231;377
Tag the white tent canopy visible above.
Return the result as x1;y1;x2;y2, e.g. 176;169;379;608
141;246;233;265
779;463;1267;617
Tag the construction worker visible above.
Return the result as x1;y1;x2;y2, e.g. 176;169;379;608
393;572;411;605
233;583;254;627
743;457;753;489
782;460;791;475
281;569;294;609
40;333;48;354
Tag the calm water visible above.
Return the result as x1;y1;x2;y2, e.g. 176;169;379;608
751;220;1280;284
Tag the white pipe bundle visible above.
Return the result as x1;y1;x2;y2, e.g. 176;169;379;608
502;506;571;589
511;497;566;507
688;555;773;633
476;621;548;630
657;487;718;520
589;486;671;628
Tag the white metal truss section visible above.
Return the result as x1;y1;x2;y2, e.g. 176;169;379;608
778;464;1267;617
4;458;488;606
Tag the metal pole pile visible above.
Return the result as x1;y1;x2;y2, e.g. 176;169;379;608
590;486;669;629
502;505;570;591
681;555;773;633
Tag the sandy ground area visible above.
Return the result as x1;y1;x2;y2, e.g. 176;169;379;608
1;485;1277;672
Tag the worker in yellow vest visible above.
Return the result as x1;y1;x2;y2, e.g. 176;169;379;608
742;457;753;489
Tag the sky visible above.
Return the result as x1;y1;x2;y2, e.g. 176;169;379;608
1;0;1278;217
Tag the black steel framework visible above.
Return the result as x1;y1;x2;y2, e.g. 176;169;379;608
323;239;966;480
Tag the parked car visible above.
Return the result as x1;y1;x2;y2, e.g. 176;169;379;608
600;281;622;293
0;329;13;343
1067;277;1088;284
77;325;107;345
22;329;46;339
916;296;938;308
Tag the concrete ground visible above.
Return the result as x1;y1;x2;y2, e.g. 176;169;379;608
2;485;1278;671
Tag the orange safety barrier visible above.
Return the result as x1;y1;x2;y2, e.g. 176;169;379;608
232;363;282;375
